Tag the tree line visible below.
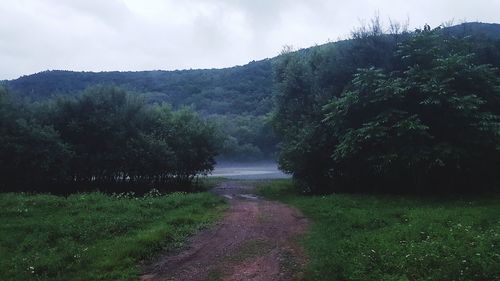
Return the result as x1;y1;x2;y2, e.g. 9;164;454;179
4;60;278;161
6;60;273;116
273;24;500;194
0;86;219;193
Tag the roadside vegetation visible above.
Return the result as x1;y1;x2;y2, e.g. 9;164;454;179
0;86;219;193
258;179;500;281
0;191;225;281
273;22;500;194
266;20;500;280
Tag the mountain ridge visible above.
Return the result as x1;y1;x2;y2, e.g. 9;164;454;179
3;22;500;116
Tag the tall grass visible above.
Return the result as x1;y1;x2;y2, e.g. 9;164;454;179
0;191;225;281
258;180;500;281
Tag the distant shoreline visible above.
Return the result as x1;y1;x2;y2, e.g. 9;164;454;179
209;162;290;180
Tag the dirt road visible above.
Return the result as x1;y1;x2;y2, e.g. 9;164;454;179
141;181;309;281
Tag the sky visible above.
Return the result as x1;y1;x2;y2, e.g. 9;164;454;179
1;0;499;80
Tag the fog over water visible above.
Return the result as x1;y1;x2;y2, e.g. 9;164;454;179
209;162;290;180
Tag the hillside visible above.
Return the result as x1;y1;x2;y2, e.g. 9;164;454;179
4;23;500;115
5;60;273;116
442;22;500;40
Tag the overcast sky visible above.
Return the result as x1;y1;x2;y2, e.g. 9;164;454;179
1;0;499;80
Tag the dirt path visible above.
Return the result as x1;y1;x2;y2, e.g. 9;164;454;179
140;181;309;281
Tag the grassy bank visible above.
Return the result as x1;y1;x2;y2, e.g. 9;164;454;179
0;191;226;281
257;180;500;281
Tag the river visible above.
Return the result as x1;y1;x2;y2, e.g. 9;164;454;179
208;162;290;180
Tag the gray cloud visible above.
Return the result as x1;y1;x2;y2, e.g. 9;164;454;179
1;0;499;79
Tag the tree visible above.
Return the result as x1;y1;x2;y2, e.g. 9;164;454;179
0;86;220;192
167;108;219;182
272;23;408;193
0;87;72;191
273;25;500;194
323;30;500;193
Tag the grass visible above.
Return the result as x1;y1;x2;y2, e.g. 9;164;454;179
0;190;226;281
196;176;227;190
257;179;500;281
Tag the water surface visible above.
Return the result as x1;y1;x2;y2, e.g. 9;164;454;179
209;162;290;180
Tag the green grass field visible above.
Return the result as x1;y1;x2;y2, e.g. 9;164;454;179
257;180;500;281
0;191;226;281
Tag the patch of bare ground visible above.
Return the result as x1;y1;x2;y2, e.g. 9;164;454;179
140;181;309;281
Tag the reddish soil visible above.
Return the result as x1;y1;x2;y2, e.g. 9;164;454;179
140;181;309;281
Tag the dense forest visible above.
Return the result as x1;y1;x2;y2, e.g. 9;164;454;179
273;22;500;194
0;86;219;193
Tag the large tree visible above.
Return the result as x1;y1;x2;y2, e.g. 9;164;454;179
0;87;72;191
323;30;500;193
274;28;500;194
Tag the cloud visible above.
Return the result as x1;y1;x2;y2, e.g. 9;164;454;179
0;0;499;79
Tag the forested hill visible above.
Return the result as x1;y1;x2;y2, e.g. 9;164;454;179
442;22;500;40
4;22;500;116
5;60;273;116
2;22;499;162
